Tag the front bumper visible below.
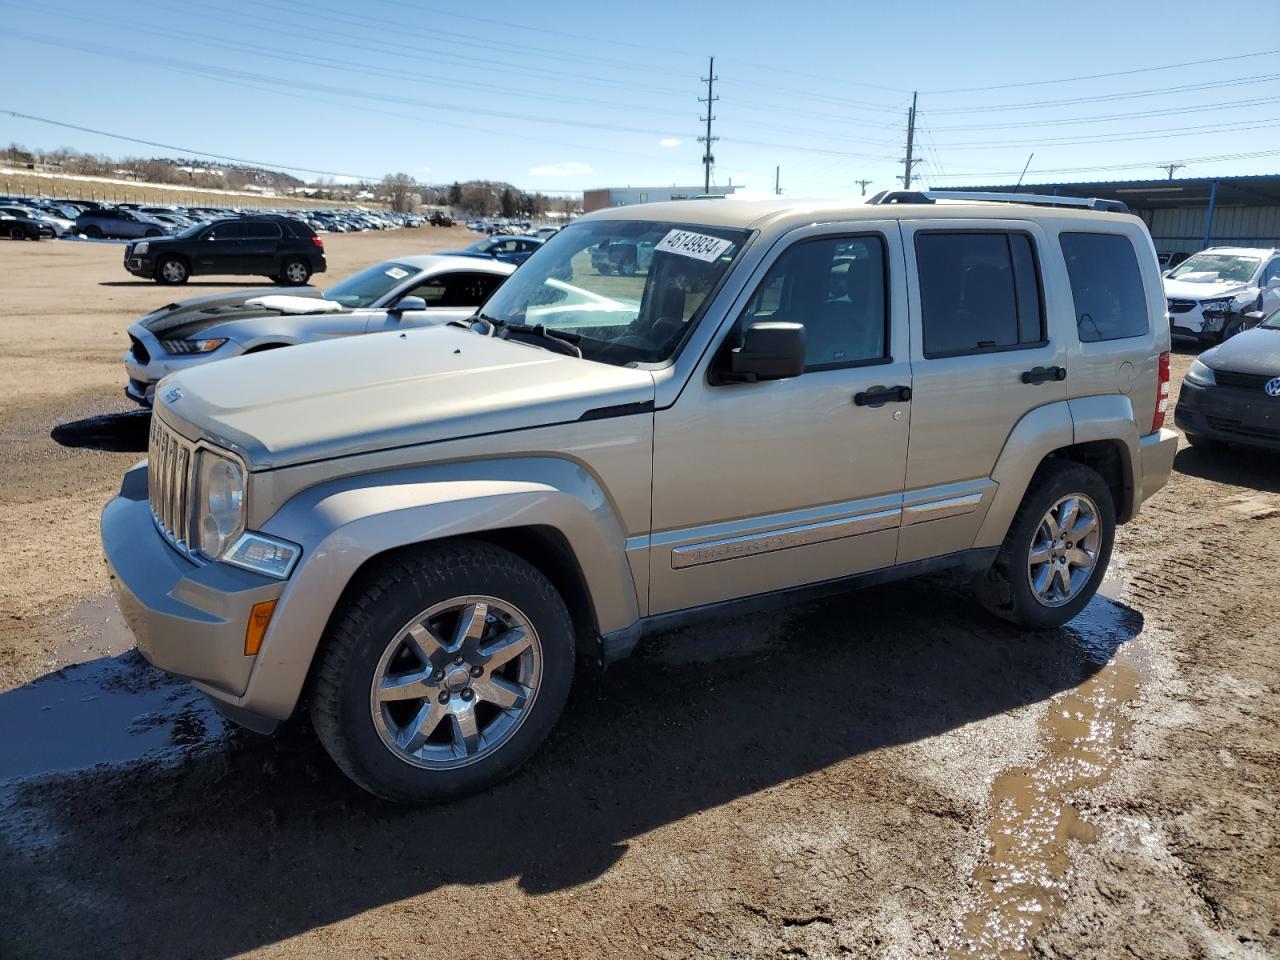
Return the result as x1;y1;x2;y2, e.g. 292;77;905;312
1175;380;1280;450
102;464;285;724
124;253;156;277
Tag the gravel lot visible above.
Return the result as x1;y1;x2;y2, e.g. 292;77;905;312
0;231;1276;959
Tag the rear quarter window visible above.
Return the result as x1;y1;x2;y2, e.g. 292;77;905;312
1059;232;1149;342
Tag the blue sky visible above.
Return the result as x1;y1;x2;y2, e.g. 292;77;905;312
3;0;1280;198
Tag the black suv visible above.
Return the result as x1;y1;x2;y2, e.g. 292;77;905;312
124;215;327;285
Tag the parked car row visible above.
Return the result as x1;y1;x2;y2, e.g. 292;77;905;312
0;194;422;241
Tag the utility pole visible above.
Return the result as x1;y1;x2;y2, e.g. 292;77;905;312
698;56;719;194
900;91;920;189
856;179;873;196
1159;162;1185;180
775;166;781;195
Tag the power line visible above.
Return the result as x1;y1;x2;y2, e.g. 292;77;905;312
924;146;1280;180
1;109;384;180
926;96;1280;132
924;47;1280;94
932;117;1280;150
928;72;1280;114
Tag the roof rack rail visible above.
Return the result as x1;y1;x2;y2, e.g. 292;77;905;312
866;189;1128;214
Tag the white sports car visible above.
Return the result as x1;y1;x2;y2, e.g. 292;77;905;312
124;255;514;405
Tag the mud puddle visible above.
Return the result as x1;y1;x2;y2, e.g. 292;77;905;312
0;650;225;786
54;595;137;666
949;586;1147;958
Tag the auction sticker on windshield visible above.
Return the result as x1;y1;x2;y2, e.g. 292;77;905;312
657;229;735;262
385;267;410;280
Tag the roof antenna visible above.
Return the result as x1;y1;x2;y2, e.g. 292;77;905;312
1014;153;1034;189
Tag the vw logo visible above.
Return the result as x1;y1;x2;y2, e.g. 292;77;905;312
1267;377;1280;398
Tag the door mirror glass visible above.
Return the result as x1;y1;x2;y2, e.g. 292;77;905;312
719;322;806;383
390;295;428;313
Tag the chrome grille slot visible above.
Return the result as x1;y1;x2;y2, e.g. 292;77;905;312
148;417;195;554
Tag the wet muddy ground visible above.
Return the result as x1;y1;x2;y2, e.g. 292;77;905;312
0;235;1277;959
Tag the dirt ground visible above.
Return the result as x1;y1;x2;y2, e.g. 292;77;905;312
0;232;1276;960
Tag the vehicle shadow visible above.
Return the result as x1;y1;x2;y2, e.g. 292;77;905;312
0;578;1142;960
1174;443;1280;493
98;280;280;288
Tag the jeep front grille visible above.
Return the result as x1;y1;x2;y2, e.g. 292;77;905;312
148;417;194;555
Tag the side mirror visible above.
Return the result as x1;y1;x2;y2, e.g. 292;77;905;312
390;296;427;314
717;322;806;384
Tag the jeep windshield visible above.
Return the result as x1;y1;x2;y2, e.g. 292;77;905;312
476;219;749;366
1168;253;1260;284
321;261;419;307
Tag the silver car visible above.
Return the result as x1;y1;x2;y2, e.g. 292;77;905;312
124;255;514;404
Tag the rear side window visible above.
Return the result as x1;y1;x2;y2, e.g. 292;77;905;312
915;232;1045;357
1060;233;1149;342
243;222;283;239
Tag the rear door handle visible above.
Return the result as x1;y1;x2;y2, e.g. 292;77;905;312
854;384;912;406
1021;365;1066;385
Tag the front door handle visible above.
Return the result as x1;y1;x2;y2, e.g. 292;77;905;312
854;384;912;406
1021;365;1067;385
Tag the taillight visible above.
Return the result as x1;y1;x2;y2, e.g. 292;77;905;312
1152;350;1170;432
311;235;324;248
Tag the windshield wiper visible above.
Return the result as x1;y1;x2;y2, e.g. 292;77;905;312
463;313;584;358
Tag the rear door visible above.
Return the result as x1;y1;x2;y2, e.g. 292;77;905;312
240;221;283;274
897;219;1067;562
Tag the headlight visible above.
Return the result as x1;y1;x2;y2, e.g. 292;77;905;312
135;241;149;255
161;337;227;355
1198;296;1235;313
194;449;245;558
223;532;301;579
1186;357;1216;387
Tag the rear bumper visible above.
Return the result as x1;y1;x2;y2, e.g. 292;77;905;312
102;464;285;727
1175;380;1280;450
1138;428;1179;505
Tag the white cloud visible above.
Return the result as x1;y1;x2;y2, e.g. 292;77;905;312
659;138;681;148
415;165;432;174
528;160;595;177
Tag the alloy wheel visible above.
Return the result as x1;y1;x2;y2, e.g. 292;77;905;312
369;596;542;769
1026;493;1102;607
160;260;186;283
285;262;308;284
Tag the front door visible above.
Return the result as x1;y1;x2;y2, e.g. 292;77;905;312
648;222;912;616
896;219;1068;562
196;221;249;272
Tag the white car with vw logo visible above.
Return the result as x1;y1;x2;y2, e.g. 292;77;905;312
1163;247;1280;345
1175;307;1280;450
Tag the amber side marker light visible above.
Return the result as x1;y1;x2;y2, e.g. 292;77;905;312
245;599;278;656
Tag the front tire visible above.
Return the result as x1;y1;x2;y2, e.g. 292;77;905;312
8;225;25;241
84;225;102;239
975;461;1115;629
310;540;575;803
156;256;189;285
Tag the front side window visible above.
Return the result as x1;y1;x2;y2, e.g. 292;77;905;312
323;260;420;307
479;219;749;366
408;271;505;307
207;222;250;240
736;235;888;369
1060;232;1149;342
916;232;1044;357
1167;252;1260;284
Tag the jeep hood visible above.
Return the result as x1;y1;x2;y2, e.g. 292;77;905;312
137;288;324;337
1163;277;1248;300
156;325;656;469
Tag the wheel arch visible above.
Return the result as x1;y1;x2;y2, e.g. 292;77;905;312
975;398;1141;547
235;457;639;721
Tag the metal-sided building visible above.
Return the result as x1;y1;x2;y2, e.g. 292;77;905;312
943;175;1280;258
582;184;740;213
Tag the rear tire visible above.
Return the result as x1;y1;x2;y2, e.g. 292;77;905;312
84;225;102;239
8;225;25;241
155;256;189;285
278;259;311;285
310;540;575;803
975;461;1115;630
